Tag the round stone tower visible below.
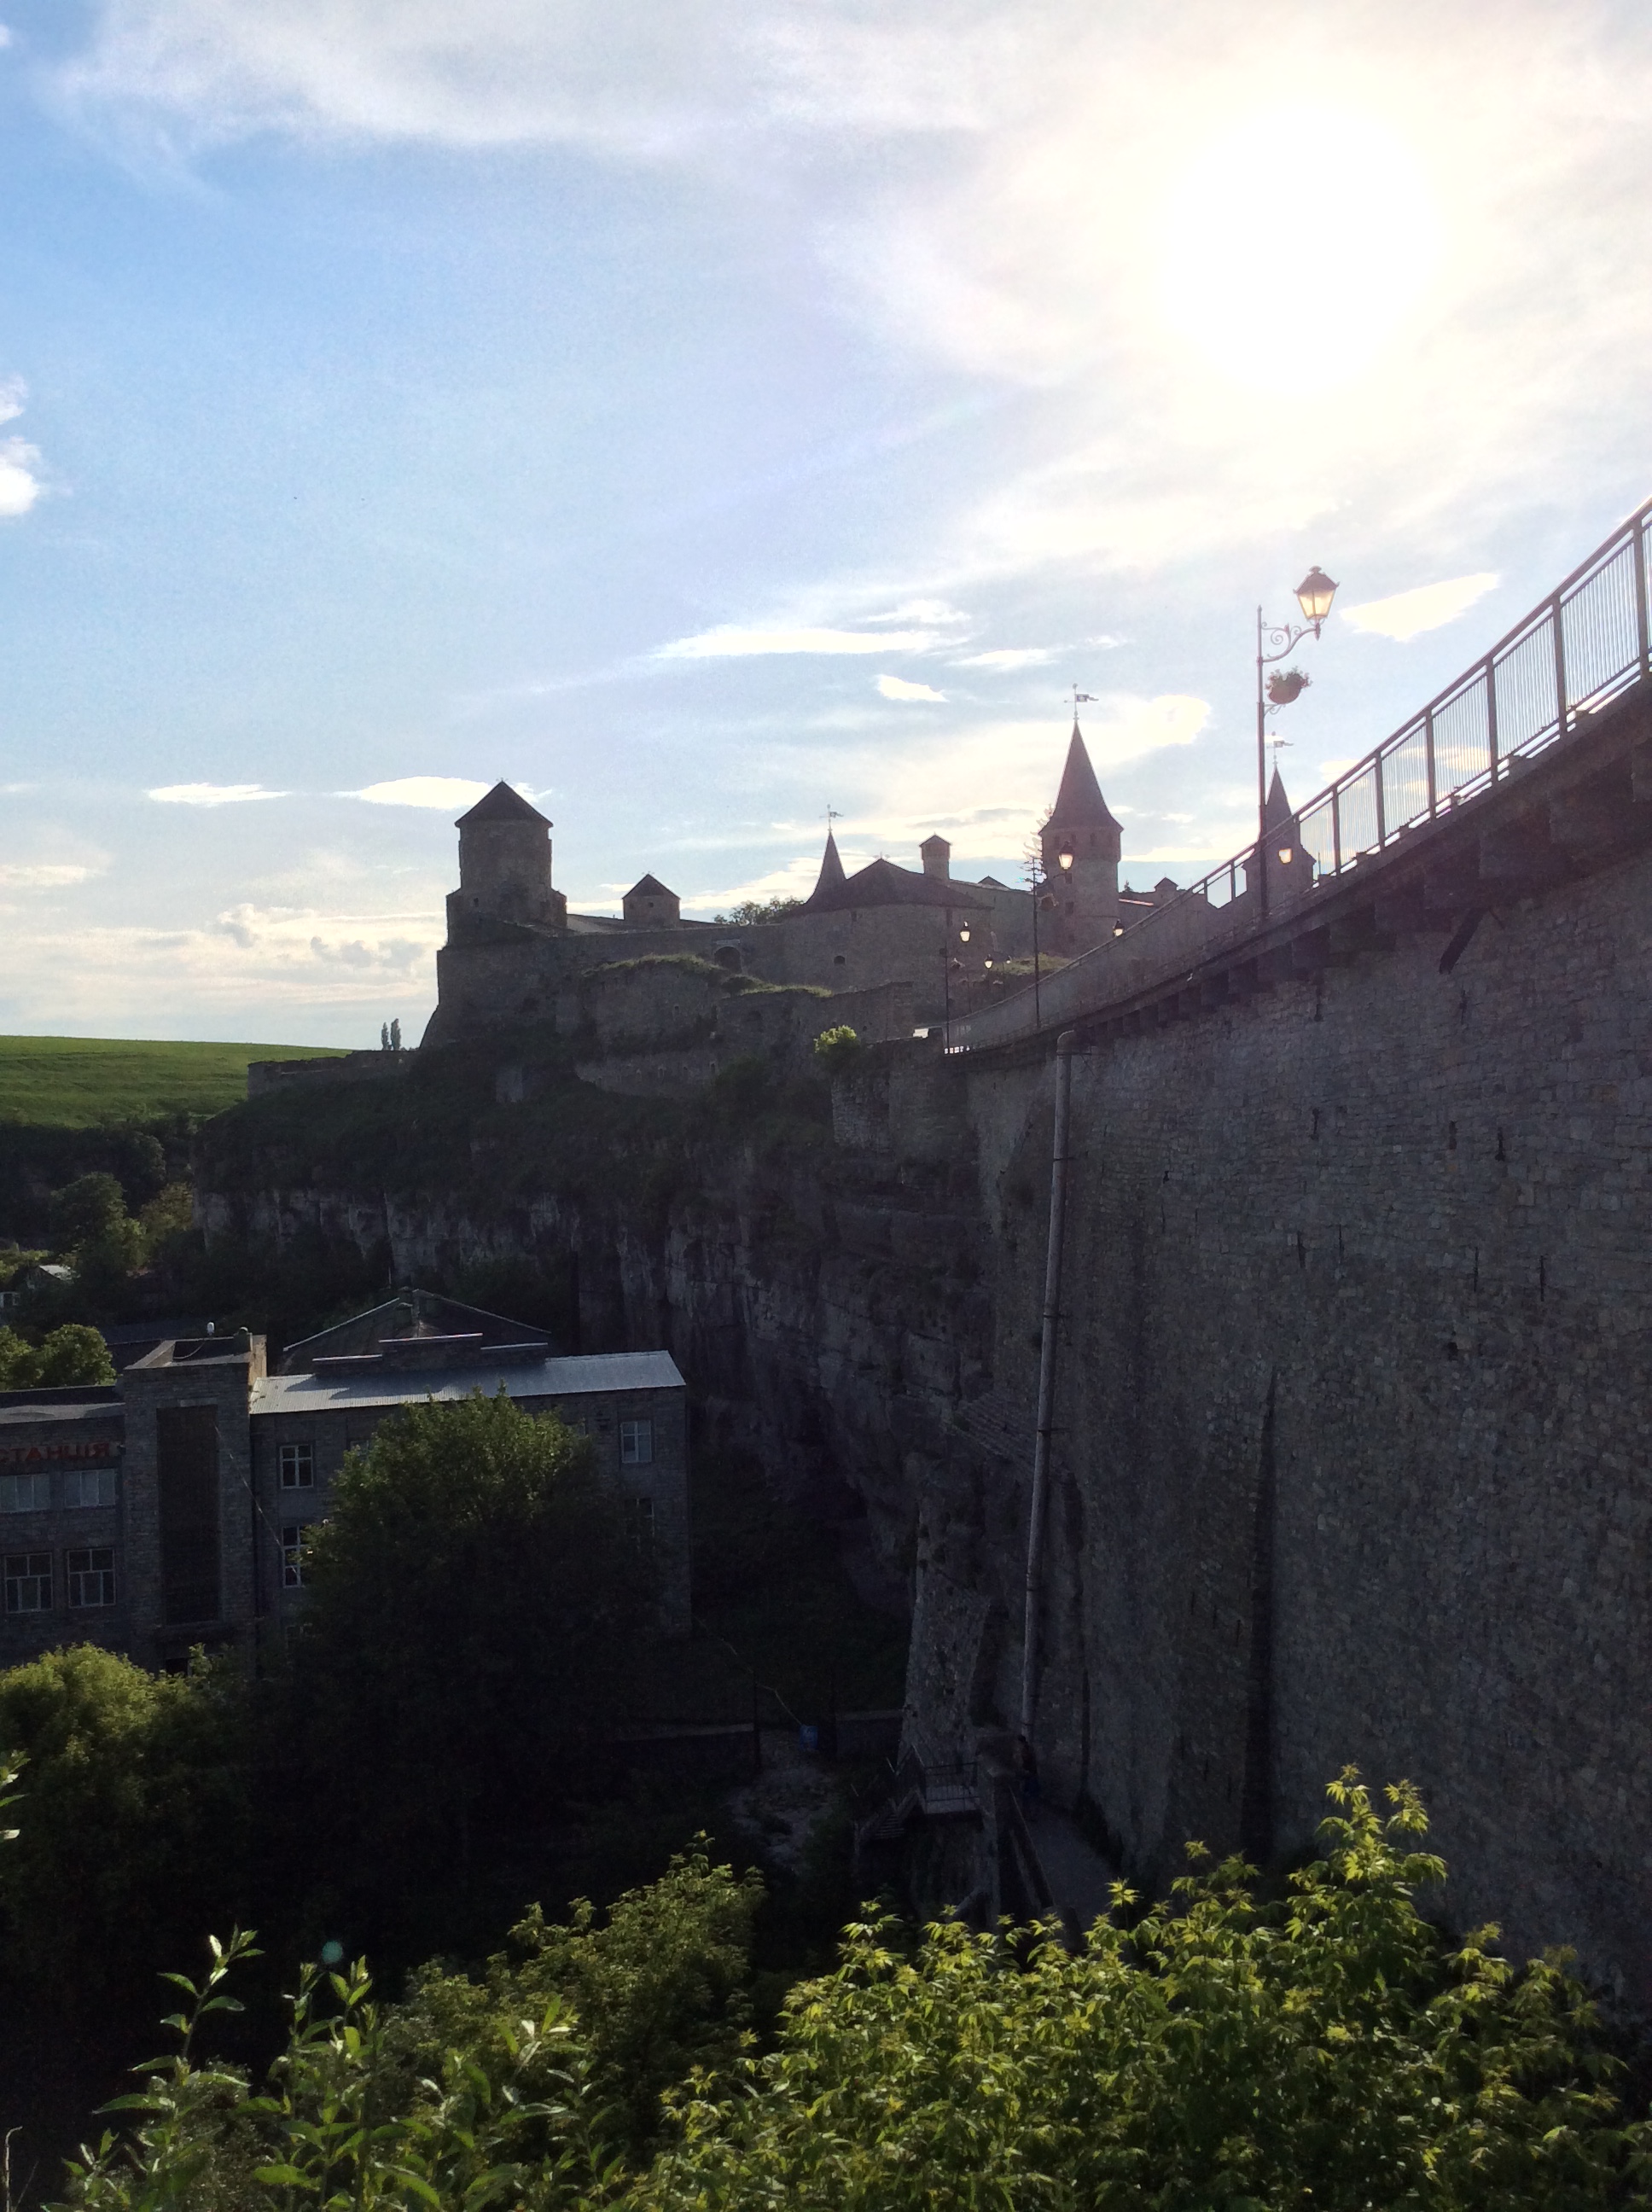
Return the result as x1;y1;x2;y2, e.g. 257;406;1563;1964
454;782;567;929
1040;720;1122;953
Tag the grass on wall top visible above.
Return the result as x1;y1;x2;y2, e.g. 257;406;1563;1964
0;1035;349;1129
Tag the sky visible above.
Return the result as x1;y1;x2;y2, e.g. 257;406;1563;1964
2;0;1651;1045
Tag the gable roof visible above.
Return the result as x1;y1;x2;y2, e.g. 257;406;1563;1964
278;1288;550;1375
457;782;550;829
1046;723;1121;835
806;855;991;914
625;873;678;900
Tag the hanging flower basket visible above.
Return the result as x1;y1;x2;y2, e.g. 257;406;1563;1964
1266;667;1311;707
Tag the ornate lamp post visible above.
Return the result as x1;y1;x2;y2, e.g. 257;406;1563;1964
1025;849;1072;1033
1255;565;1338;919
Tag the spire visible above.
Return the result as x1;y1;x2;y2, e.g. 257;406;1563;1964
810;827;847;902
1264;765;1296;836
1048;720;1121;835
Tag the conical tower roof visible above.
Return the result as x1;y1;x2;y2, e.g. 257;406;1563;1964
806;827;847;905
1263;765;1297;835
1047;721;1121;835
457;781;550;828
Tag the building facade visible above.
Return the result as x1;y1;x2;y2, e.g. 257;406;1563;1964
0;1293;689;1670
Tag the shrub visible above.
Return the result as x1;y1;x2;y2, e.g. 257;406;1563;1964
811;1025;862;1074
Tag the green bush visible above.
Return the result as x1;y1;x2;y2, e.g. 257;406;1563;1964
643;1774;1650;2210
811;1025;862;1074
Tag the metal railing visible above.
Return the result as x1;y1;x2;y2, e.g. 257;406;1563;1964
1138;495;1652;924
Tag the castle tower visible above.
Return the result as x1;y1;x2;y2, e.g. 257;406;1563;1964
622;873;681;928
453;783;567;931
920;833;951;880
1244;765;1306;905
1040;720;1121;952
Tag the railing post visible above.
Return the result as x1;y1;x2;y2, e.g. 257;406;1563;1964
1331;784;1341;874
1635;518;1650;682
1424;706;1437;818
1374;757;1387;849
1486;654;1499;781
1552;591;1568;742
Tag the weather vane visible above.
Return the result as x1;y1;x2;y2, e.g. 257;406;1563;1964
1069;685;1096;719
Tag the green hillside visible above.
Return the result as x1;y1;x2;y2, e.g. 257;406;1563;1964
0;1034;348;1128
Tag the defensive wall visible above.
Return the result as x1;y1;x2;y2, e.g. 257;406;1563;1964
899;656;1652;2002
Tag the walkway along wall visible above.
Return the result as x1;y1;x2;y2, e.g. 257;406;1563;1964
945;687;1652;2001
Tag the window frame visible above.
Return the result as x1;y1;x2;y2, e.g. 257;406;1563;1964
66;1545;116;1609
3;1551;51;1613
280;1522;309;1590
61;1465;118;1510
0;1470;52;1514
279;1441;316;1492
619;1417;654;1468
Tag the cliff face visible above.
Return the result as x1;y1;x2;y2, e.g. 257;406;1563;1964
194;1039;1031;1624
198;818;1652;2003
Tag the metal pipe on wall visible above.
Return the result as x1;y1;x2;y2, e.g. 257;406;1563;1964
1020;1027;1077;1743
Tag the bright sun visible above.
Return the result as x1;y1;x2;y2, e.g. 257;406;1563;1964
1158;107;1441;392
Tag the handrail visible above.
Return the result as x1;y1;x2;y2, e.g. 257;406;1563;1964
952;492;1652;1051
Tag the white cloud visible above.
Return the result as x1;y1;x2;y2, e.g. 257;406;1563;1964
954;648;1057;671
0;379;45;516
657;624;941;660
148;781;287;805
876;673;946;701
352;776;493;808
1341;573;1499;643
0;862;100;888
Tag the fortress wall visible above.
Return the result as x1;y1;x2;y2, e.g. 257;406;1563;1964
975;836;1652;1997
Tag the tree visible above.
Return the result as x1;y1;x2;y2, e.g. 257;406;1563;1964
0;1646;250;2029
0;1323;116;1389
294;1391;658;1907
643;1774;1652;2210
709;896;804;926
47;1173;131;1254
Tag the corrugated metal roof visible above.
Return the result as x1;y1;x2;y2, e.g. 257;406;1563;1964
252;1349;683;1415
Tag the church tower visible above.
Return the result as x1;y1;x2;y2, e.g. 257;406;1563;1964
1040;721;1122;953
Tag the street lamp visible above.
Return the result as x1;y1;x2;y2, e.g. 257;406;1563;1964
1255;565;1338;920
1025;859;1059;1033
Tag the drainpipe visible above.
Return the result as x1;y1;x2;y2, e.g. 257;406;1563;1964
1020;1028;1077;1743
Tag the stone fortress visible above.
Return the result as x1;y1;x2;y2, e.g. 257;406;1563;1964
418;723;1176;1049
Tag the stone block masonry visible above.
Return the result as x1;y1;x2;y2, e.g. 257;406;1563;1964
969;830;1652;2002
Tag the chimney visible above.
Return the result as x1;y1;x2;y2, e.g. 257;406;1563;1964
920;833;951;881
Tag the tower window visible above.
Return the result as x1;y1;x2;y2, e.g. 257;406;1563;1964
0;1472;50;1513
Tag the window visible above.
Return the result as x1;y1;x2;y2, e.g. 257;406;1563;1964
279;1442;315;1490
67;1546;116;1608
61;1466;117;1510
0;1471;50;1513
3;1551;50;1613
619;1418;654;1467
281;1523;309;1590
625;1495;655;1550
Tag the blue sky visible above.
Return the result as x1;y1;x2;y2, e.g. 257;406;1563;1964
1;0;1649;1044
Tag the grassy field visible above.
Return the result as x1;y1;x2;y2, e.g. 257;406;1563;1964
0;1035;348;1128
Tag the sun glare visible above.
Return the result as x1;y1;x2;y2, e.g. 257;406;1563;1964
1159;108;1440;392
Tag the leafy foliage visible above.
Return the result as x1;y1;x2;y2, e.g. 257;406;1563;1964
643;1775;1649;2211
708;898;804;926
0;1322;118;1389
811;1026;862;1074
291;1391;659;1918
0;1647;251;2028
